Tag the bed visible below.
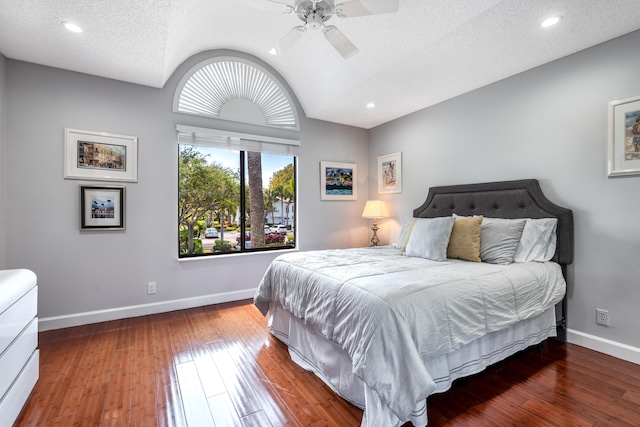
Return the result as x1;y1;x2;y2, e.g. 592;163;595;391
254;179;573;426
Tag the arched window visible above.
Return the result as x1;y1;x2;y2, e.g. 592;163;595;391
173;57;299;130
174;57;299;258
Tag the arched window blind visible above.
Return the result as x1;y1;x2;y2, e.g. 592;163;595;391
174;58;299;130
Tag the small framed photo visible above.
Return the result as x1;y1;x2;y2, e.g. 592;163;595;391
64;128;138;182
320;161;357;200
81;185;125;230
608;95;640;177
378;152;402;193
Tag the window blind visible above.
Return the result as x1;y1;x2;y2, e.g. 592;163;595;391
176;124;300;156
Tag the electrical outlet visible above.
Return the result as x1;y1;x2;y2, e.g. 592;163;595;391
596;308;609;326
147;282;156;295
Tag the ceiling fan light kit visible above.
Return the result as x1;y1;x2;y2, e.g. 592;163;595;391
267;0;399;58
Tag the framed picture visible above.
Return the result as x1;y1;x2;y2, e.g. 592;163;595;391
320;161;357;200
378;152;402;193
80;185;125;230
64;128;138;182
608;95;640;177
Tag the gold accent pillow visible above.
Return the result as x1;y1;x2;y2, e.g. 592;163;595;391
447;215;484;262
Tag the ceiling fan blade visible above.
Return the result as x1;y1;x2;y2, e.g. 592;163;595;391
323;26;359;59
265;0;296;6
336;0;399;17
269;26;306;55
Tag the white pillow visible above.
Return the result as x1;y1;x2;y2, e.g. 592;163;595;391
479;218;527;264
396;218;416;252
513;218;558;262
404;217;455;261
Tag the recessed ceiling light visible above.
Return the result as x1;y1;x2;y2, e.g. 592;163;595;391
541;16;561;28
62;21;82;33
366;102;376;108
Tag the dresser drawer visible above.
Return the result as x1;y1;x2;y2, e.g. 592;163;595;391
0;349;39;427
0;318;38;401
0;286;37;356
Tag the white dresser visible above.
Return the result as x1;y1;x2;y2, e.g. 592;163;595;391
0;269;38;427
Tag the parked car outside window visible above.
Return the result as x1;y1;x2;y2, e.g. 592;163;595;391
273;224;288;234
204;228;219;238
236;231;252;249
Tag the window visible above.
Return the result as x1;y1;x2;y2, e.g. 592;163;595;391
178;126;298;258
174;57;300;258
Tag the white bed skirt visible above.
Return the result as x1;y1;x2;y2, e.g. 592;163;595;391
268;301;557;427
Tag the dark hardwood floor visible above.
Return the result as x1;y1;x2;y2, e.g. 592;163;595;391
14;300;640;426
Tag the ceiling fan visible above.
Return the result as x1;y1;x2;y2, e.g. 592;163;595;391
267;0;399;59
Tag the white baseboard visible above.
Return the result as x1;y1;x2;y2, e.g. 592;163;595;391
567;328;640;365
38;288;257;332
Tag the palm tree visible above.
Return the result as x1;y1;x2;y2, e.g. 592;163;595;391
273;184;285;225
263;188;277;224
268;163;294;227
247;152;265;248
215;198;238;242
282;180;294;226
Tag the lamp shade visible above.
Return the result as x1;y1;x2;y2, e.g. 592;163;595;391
362;200;389;219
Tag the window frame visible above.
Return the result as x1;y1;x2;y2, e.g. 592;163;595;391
177;125;298;259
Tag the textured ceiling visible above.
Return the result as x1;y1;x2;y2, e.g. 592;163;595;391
1;0;640;129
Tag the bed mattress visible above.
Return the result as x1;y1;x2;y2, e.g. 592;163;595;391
254;247;566;423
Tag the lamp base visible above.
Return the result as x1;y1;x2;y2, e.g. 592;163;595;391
370;221;380;247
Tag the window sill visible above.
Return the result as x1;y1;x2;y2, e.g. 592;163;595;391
177;247;297;262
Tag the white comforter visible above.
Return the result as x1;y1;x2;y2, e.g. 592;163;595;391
254;247;566;421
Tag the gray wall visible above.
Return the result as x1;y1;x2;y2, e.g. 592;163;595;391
0;53;6;269
369;30;640;348
4;50;370;319
5;28;640;352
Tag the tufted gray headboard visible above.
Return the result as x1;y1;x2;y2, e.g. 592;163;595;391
413;179;574;266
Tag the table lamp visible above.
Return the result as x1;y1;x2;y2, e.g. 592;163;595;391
362;200;389;247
